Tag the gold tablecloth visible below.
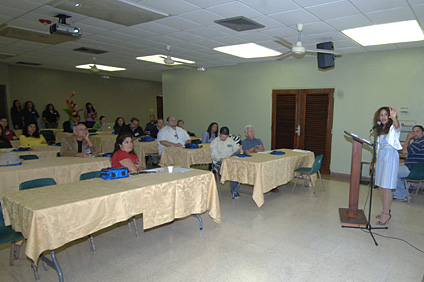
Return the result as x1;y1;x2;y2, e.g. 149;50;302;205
11;140;20;148
0;146;60;158
56;132;72;143
90;134;116;153
220;149;315;207
160;144;212;168
0;157;111;199
133;140;159;167
2;169;221;262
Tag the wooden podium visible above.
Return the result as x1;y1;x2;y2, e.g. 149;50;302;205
339;132;373;227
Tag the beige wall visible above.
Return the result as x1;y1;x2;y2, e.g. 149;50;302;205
2;64;162;127
162;47;424;175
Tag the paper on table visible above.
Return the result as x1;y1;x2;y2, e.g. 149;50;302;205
145;168;164;172
173;167;193;173
258;150;272;154
292;149;311;153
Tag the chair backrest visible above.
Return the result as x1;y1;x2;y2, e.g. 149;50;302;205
19;155;39;160
0;203;6;229
310;154;324;173
19;178;57;191
407;162;424;180
40;130;55;145
80;171;101;181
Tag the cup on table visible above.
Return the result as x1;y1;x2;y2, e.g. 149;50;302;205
168;166;173;173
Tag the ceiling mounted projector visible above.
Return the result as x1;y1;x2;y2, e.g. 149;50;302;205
50;14;81;37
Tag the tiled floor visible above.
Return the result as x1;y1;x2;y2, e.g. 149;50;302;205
1;177;423;282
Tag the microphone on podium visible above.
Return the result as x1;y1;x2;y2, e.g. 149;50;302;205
370;121;382;133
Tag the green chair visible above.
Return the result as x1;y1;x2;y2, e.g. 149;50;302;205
80;171;101;180
19;178;56;191
19;155;39;160
292;154;325;196
0;203;24;266
403;162;424;204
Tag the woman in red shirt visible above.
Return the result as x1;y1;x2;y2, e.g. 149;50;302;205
111;133;145;172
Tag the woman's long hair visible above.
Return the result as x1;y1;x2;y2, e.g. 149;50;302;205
207;122;219;139
114;117;125;128
12;100;21;110
373;106;392;136
45;104;55;112
22;122;40;138
86;102;96;113
24;101;35;111
113;133;134;154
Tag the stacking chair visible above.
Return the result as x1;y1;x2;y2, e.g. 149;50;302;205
19;178;56;191
0;203;24;266
403;162;424;204
19;155;39;160
79;171;101;180
40;130;55;145
292;154;325;196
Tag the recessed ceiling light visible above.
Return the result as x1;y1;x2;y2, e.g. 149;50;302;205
214;43;281;58
75;64;125;71
136;55;195;65
342;20;424;46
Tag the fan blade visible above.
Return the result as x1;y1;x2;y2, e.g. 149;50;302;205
274;36;293;49
304;48;342;56
173;60;199;68
276;51;293;61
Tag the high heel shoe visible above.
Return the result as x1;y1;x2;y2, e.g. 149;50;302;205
375;209;391;219
376;212;391;225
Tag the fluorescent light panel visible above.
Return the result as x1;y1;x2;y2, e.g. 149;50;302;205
76;64;126;71
342;20;424;46
136;55;195;65
214;43;281;58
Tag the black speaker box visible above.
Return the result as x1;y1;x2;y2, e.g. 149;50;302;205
317;41;334;69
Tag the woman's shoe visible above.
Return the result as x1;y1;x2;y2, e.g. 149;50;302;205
376;212;391;225
376;209;391;219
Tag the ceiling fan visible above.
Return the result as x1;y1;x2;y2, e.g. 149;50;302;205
274;23;342;60
160;45;205;71
89;57;100;73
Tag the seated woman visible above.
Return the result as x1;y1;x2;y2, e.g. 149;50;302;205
177;119;195;137
0;125;12;148
19;122;47;147
0;117;16;140
111;133;145;173
93;116;107;131
202;122;218;144
113;117;125;135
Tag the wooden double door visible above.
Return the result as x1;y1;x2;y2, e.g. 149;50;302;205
271;89;334;174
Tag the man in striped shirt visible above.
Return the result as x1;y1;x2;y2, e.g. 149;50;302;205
393;125;424;201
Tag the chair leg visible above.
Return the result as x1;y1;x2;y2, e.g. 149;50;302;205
318;170;325;191
9;243;15;266
14;243;21;259
32;262;40;280
292;173;300;193
416;181;423;195
88;235;96;252
308;175;317;197
404;179;411;205
132;217;139;238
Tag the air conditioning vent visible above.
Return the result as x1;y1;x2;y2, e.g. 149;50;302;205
74;47;108;55
214;16;264;32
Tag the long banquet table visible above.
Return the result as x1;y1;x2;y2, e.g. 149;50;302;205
220;149;315;207
0;146;60;159
1;168;221;280
0;157;111;199
160;143;212;168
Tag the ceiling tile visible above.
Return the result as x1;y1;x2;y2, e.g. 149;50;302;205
326;14;373;30
187;27;228;38
292;0;340;8
133;21;179;35
165;31;206;42
240;0;300;14
212;36;249;46
365;6;415;24
179;10;223;27
348;0;408;13
141;0;200;15
155;16;203;31
270;8;320;26
182;0;235;9
207;2;263;18
306;1;360;20
412;3;424;18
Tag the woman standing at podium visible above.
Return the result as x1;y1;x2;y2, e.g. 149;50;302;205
374;106;401;225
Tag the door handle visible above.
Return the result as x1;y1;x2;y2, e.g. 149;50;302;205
296;125;301;136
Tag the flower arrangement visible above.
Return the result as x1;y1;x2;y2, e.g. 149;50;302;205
63;91;82;120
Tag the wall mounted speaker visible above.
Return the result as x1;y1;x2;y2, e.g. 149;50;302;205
317;42;334;69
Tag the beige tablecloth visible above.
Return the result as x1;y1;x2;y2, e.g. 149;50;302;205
220;149;315;207
56;132;72;143
90;134;116;153
0;146;60;159
160;144;212;168
2;169;221;262
0;157;111;199
133;140;159;167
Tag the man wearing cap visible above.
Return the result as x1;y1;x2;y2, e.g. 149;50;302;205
60;122;99;157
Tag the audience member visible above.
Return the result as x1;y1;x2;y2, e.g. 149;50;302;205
60;122;99;157
156;119;164;130
202;122;218;144
93;116;107;131
84;102;97;128
210;126;243;198
113;117;125;135
242;125;265;154
157;116;191;155
393;125;424;201
42;104;60;128
20;122;47;147
122;117;145;139
22;101;39;125
63;114;81;133
111;133;145;172
145;114;159;138
10;100;23;129
0;117;15;140
0;125;12;148
177;119;195;136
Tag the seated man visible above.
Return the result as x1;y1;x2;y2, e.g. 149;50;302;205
393;125;424;201
121;117;145;139
145;114;159;139
63;114;81;133
210;127;243;198
157;116;191;155
60;122;99;157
